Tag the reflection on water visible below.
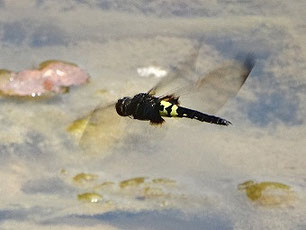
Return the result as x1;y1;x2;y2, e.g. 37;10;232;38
0;1;306;230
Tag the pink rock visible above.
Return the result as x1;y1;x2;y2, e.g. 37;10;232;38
0;61;90;97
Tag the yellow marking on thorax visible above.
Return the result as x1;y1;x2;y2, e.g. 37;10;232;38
160;100;179;117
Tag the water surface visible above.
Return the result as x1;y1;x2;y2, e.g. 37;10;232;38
0;1;305;229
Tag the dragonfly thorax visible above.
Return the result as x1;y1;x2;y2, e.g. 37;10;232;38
116;93;163;124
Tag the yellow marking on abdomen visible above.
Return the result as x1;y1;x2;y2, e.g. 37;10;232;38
159;100;179;117
159;100;171;116
170;105;178;116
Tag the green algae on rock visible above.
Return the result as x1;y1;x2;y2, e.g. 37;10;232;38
152;178;176;186
70;173;194;212
0;69;15;96
238;180;296;206
38;60;78;70
0;69;12;76
73;173;99;184
77;192;103;203
120;177;146;189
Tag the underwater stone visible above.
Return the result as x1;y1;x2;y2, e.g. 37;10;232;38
0;60;89;97
77;192;103;203
73;173;99;184
119;177;146;189
238;180;296;206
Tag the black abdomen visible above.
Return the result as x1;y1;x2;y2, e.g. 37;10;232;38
177;106;231;126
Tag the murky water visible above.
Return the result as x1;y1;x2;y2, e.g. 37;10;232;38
0;1;305;229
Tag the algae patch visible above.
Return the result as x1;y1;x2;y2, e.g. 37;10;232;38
38;60;77;70
73;173;99;184
73;175;179;209
77;192;103;203
238;180;296;206
152;178;176;186
119;177;146;188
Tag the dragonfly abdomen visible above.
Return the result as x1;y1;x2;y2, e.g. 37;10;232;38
159;100;231;126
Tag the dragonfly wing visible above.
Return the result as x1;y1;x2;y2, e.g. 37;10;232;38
149;43;254;114
180;55;255;114
69;103;127;157
148;40;202;96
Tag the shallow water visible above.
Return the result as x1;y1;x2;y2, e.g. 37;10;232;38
0;1;305;229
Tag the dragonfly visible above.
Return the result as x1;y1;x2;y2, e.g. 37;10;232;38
115;52;254;126
68;41;255;155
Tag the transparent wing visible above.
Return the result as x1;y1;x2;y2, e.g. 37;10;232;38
149;42;255;114
148;41;202;96
68;102;167;157
179;55;255;113
67;103;127;157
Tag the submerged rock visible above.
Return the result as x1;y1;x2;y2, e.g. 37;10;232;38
0;60;89;98
72;175;187;211
238;180;296;206
73;173;99;185
77;192;103;203
152;178;176;186
120;177;146;189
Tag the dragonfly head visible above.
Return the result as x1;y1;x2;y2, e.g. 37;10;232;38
116;97;132;116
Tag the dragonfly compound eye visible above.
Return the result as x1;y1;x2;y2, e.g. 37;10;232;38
116;97;131;116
